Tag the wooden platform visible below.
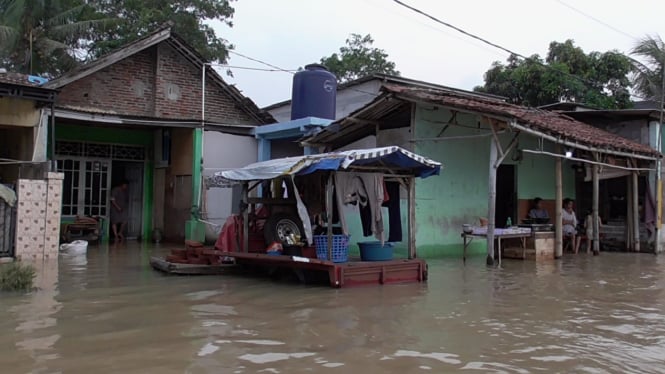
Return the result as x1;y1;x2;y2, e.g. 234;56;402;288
213;251;428;288
150;256;237;275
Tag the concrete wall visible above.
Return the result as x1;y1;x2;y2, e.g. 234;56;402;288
14;173;63;260
271;139;301;159
413;105;576;257
0;97;40;127
267;80;382;122
202;131;257;241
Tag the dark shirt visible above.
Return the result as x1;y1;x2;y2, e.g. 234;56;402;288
528;208;549;219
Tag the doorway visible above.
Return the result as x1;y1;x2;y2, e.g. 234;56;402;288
112;161;144;239
496;165;517;228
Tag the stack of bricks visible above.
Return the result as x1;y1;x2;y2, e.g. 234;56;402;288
14;172;64;261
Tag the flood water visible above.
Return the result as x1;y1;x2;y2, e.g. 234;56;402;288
2;244;665;374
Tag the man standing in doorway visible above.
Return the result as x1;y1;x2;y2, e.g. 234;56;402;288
111;179;129;243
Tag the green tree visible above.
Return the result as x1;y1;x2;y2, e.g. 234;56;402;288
91;0;235;63
320;33;399;83
0;0;108;76
474;40;633;109
631;34;665;104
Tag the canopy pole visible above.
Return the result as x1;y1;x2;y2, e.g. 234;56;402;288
326;172;334;261
633;171;641;252
487;133;498;266
555;144;563;258
242;182;249;253
408;176;416;259
592;163;600;255
627;176;634;251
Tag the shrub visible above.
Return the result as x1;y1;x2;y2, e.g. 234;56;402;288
0;263;36;292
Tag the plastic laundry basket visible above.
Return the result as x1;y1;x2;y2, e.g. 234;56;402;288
313;235;349;263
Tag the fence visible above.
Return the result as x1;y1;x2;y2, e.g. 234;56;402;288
0;197;15;257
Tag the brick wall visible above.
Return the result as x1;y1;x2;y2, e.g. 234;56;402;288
56;42;258;125
14;173;63;260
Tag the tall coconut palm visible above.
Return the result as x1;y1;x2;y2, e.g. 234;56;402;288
0;0;110;77
631;34;665;104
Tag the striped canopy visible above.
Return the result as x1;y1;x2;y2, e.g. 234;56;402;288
206;146;442;188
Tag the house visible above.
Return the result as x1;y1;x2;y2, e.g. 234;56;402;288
542;102;664;250
303;82;661;259
43;25;274;243
0;71;63;260
264;73;504;122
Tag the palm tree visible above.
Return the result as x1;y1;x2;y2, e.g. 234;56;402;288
0;0;110;77
631;35;665;104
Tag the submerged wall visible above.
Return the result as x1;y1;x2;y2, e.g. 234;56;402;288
413;105;576;257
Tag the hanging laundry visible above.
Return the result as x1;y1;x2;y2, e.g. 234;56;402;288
335;172;384;241
382;181;402;242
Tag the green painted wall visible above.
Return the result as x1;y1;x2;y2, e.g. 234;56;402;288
412;106;576;258
54;122;155;241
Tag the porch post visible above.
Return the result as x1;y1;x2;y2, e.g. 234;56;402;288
326;173;334;261
627;177;634;251
186;128;205;242
592;163;600;255
554;144;563;258
408;176;417;259
633;171;641;252
487;136;498;265
242;182;249;253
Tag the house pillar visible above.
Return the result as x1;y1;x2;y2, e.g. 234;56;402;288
185;128;205;242
592;163;600;255
554;144;563;258
633;171;641;252
258;137;271;162
486;135;498;265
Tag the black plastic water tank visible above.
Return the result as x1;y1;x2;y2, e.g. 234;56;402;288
291;64;337;120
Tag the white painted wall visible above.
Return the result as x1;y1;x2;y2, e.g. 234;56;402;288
202;131;258;241
267;80;382;122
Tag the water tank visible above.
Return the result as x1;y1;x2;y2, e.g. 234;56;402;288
291;64;337;120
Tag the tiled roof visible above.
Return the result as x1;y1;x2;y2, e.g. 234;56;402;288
0;72;46;87
383;84;659;157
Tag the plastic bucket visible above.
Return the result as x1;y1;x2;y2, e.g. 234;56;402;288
358;241;394;261
59;240;88;254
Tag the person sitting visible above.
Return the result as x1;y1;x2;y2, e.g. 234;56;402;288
562;198;579;253
528;197;550;221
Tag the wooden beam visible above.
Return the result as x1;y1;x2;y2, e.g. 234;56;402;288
242;183;249;253
633;171;641;252
487;135;499;265
489;120;505;159
408;177;417;259
627;176;634;251
495;132;520;167
592;163;600;255
326;173;334;261
555;144;563;258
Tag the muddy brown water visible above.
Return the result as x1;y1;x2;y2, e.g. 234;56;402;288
2;244;665;374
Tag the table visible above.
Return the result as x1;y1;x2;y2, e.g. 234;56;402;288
462;230;531;265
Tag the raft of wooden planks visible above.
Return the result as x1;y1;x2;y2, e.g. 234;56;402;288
150;256;236;275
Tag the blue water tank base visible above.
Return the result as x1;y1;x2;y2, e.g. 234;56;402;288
291;64;337;121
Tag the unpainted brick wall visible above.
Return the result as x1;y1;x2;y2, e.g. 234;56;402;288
57;43;258;125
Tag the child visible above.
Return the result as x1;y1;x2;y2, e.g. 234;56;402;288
583;210;602;253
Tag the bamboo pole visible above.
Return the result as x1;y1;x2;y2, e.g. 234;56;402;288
326;173;334;261
487;135;498;266
633;171;641;252
627;177;634;251
592;164;600;255
408;177;416;259
555;144;563;258
242;182;249;253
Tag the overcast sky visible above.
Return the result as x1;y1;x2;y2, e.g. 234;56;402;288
211;0;664;108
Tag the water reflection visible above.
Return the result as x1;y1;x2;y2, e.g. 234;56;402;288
0;246;664;373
